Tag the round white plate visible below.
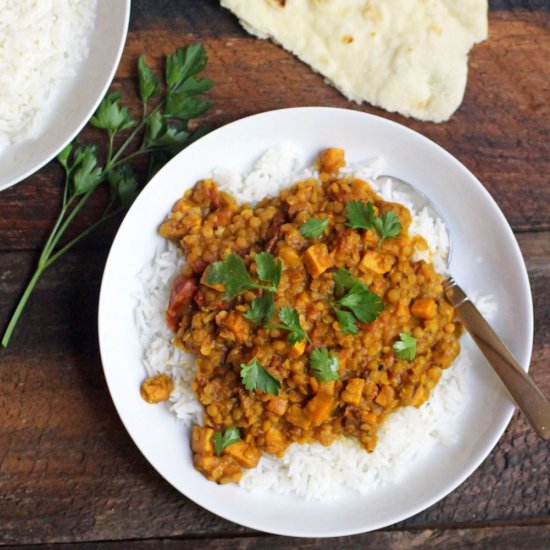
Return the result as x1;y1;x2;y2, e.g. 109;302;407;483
0;0;131;191
98;107;533;537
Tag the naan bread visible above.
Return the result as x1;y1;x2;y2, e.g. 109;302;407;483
220;0;488;122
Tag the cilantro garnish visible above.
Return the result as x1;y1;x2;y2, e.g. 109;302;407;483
205;253;279;299
299;217;329;239
309;347;340;382
240;359;282;395
213;427;241;456
255;252;282;289
331;268;384;333
244;293;276;326
393;332;417;361
345;200;401;245
272;306;309;346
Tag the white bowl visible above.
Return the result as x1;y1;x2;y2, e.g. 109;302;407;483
98;107;533;537
0;0;131;191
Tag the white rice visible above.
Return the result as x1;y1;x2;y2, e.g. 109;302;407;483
0;0;97;146
135;145;495;500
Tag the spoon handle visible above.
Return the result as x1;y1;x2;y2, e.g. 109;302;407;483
444;278;550;440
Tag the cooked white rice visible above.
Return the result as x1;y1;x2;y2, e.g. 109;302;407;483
0;0;97;146
135;145;495;500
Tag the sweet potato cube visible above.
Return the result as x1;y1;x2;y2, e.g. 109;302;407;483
374;385;395;408
264;427;287;456
319;380;336;396
191;426;214;454
285;405;312;429
221;311;250;343
288;339;306;358
318;148;346;174
266;396;289;416
278;246;302;268
359;249;395;274
140;374;174;404
223;440;261;469
341;378;365;406
193;453;224;482
305;392;334;425
303;243;333;277
411;298;437;320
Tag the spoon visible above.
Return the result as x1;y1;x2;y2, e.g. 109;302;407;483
376;175;550;440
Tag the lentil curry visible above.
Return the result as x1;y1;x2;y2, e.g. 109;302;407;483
140;148;462;484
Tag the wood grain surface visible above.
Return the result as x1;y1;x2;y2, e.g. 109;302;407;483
0;1;549;548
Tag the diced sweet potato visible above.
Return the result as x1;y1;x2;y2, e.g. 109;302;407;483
223;440;261;469
285;405;312;429
266;395;289;416
264;427;288;456
288;339;306;358
411;298;437;320
278;246;302;268
303;243;333;277
341;378;365;406
305;392;333;424
220;311;250;343
319;380;335;396
140;374;174;404
359;249;395;274
374;385;395;407
193;453;224;482
191;426;214;454
318;148;346;174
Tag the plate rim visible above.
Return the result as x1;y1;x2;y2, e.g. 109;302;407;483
0;0;131;192
98;106;534;537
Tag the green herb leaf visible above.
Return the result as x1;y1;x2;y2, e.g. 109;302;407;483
107;164;138;208
393;332;417;361
332;267;368;294
240;359;282;395
373;211;401;245
309;347;340;382
213;427;241;456
144;112;190;153
244;293;276;326
90;92;136;133
166;44;208;92
138;55;160;105
333;307;358;335
346;200;375;230
337;286;385;323
299;217;329;239
71;145;103;195
57;142;73;170
177;75;214;96
255;252;282;290
275;306;308;346
206;254;255;299
165;94;212;121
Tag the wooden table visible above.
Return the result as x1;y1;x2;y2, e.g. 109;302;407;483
1;1;549;547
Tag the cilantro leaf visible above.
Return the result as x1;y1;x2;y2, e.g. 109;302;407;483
333;307;358;335
255;252;282;290
299;217;329;239
244;293;275;326
333;267;368;294
166;44;208;92
373;211;401;245
393;332;417;361
240;359;282;395
213;427;241;456
275;306;309;346
346;200;375;230
138;55;160;105
91;92;136;134
57;142;73;171
144;111;190;153
71;145;103;195
165;94;212;121
206;254;257;299
337;287;385;323
309;348;340;382
106;164;138;208
177;75;214;96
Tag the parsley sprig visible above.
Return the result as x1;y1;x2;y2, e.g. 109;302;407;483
1;44;213;348
393;332;417;361
271;306;310;346
331;268;384;335
240;359;282;395
213;427;241;456
345;200;401;245
299;217;329;239
309;348;340;382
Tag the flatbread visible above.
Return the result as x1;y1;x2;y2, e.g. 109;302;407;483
220;0;488;122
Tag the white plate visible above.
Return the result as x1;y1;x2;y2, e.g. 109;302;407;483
98;107;533;537
0;0;130;191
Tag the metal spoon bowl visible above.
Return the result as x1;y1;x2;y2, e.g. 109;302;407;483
376;175;550;440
